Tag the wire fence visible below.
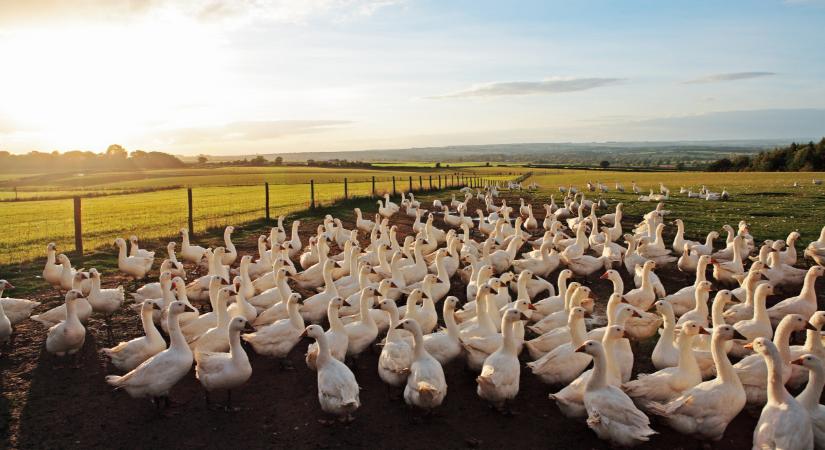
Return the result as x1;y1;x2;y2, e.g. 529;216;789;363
0;172;519;265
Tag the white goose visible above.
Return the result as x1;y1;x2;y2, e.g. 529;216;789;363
751;338;814;450
343;287;380;357
306;297;349;371
398;318;447;410
527;306;591;385
195;316;253;409
648;325;746;441
114;238;152;280
220;226;237;266
578;339;657;447
792;354;825;449
242;293;304;358
767;265;824;326
0;280;41;325
106;301;196;407
623;321;704;410
476;308;528;411
179;228;207;263
377;298;413;389
102;300;166;372
191;286;235;355
31;274;93;326
422;296;463;366
664;255;711;317
550;325;626;419
734;314;814;404
304;324;360;422
42;242;62;286
45;290;86;360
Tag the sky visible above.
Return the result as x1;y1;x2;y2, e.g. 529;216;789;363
1;0;824;156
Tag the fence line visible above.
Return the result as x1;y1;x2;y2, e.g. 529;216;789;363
0;173;517;265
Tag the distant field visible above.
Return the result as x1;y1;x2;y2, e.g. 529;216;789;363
0;169;515;265
525;169;825;245
0;165;525;196
370;162;527;168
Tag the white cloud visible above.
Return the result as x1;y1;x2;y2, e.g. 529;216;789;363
429;77;624;99
683;72;776;84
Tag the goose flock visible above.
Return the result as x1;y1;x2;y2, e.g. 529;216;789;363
2;181;825;448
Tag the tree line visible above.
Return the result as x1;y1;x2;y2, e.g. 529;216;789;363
707;138;825;172
0;145;185;173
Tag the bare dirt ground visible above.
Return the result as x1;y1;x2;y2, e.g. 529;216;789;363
1;191;820;449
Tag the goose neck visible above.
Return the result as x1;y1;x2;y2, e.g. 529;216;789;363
585;347;609;391
797;362;825;409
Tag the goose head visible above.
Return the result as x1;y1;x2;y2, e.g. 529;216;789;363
791;354;825;373
302;324;325;339
443;296;459;312
287;293;303;306
167;300;198;316
679;320;709;338
113;238;127;249
329;296;347;310
377;298;398;314
47;242;57;252
65;289;83;304
229;316;254;333
0;279;14;290
502;307;530;325
142;299;162;314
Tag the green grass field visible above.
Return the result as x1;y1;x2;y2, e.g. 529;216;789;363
524;169;825;246
0;169;515;265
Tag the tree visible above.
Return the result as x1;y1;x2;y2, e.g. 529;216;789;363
197;155;208;164
434;162;441;168
485;161;491;167
599;160;610;169
250;155;267;166
106;144;127;159
274;156;283;165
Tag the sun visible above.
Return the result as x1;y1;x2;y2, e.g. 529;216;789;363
0;19;228;151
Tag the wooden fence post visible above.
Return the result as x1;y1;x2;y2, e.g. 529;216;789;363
438;175;442;189
310;180;316;209
265;182;270;220
187;188;194;236
372;176;376;197
344;178;348;200
419;175;423;190
392;176;396;196
408;176;412;193
73;196;83;255
429;175;433;190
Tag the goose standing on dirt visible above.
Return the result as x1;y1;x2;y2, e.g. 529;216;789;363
195;316;254;410
303;324;361;423
648;325;747;441
42;242;62;287
179;228;207;263
31;273;93;327
0;280;41;325
242;293;305;359
105;301;197;409
115;238;152;281
476;308;528;411
45;290;86;364
102;300;165;372
398;318;448;410
751;338;813;450
578;339;657;447
767;265;825;326
792;354;825;449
